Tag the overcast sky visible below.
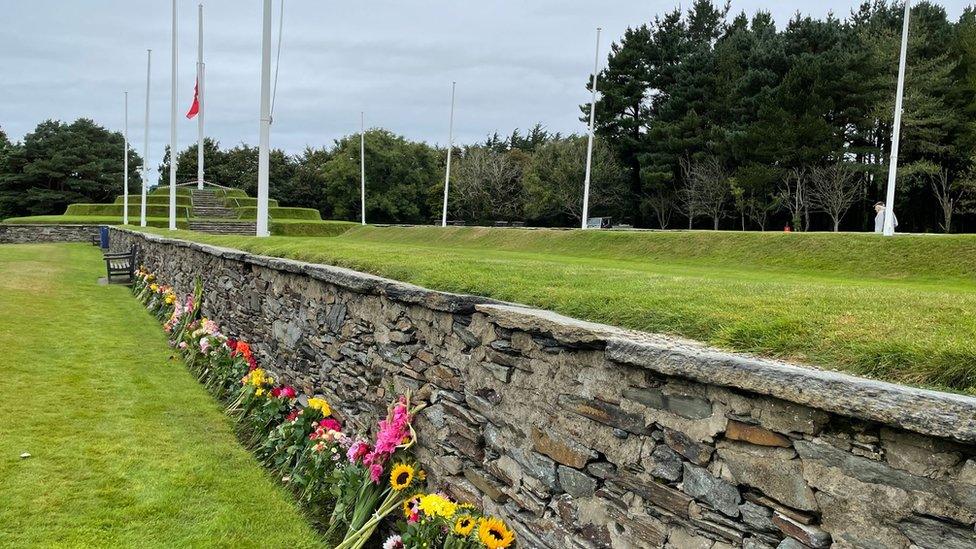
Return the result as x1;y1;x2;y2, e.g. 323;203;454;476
1;0;972;166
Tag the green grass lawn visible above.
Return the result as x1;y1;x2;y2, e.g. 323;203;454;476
0;243;322;548
135;226;976;393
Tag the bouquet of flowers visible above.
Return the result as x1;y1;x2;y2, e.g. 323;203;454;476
328;394;426;549
394;496;516;549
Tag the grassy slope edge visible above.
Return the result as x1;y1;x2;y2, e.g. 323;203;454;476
132;226;976;393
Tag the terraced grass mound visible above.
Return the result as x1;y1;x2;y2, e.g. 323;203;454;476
134;225;976;393
2;215;188;229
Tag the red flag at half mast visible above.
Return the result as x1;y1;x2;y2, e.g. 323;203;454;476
185;78;200;119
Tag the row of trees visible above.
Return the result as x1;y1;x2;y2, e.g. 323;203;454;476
0;119;141;219
587;0;976;232
157;127;627;226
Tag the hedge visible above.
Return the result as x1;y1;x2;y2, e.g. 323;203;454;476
225;197;279;209
148;187;193;197
65;203;191;218
236;206;322;220
115;195;192;206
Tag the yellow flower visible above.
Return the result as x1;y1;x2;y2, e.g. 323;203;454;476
165;294;175;305
390;463;416;491
307;397;331;417
453;515;476;536
244;368;269;388
419;493;457;519
255;387;265;397
150;283;159;292
478;517;515;549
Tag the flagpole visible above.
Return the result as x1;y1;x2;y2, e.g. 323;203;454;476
169;0;178;230
882;0;911;237
141;49;151;228
256;0;272;237
360;111;366;225
581;27;602;230
440;81;456;227
197;2;205;190
123;91;129;225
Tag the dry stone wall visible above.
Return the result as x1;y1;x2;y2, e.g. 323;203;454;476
0;223;101;244
110;227;976;549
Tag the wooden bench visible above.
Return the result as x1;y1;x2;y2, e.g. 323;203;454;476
90;233;101;246
103;245;139;283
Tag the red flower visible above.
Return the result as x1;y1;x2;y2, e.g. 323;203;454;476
285;409;301;422
319;418;341;432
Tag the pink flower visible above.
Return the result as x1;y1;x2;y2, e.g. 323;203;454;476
178;341;188;350
285;409;301;423
319;418;341;432
200;337;210;353
368;462;384;483
382;535;404;549
346;440;370;463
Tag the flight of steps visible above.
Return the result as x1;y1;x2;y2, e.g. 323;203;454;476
188;188;257;235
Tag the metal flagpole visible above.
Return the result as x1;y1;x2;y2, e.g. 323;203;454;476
883;1;911;236
169;0;178;230
123;91;129;225
441;81;456;227
581;27;602;230
360;111;366;225
256;0;273;237
197;2;205;190
141;49;152;228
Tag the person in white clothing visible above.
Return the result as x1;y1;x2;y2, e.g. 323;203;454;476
874;202;897;233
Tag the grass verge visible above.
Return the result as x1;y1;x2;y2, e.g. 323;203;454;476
0;243;322;547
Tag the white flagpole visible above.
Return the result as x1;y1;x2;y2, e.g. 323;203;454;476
169;0;178;230
581;27;602;230
123;91;129;225
441;81;456;227
141;49;151;228
360;111;366;225
197;2;205;190
256;0;272;237
882;1;911;237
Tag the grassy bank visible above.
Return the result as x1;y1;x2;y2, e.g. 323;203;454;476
134;226;976;392
0;243;322;547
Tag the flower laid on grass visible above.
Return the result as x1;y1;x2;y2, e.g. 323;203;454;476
382;535;404;549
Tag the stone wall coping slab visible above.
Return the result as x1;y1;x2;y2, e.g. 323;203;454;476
116;227;976;443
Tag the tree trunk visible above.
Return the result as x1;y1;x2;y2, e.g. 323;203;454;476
713;216;720;230
833;218;840;232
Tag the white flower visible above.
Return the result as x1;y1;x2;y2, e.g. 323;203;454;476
382;535;403;549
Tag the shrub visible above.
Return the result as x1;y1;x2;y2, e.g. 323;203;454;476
236;206;322;220
64;203;191;218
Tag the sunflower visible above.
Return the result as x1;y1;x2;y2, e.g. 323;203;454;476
478;517;515;549
390;463;416;491
453;514;476;536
